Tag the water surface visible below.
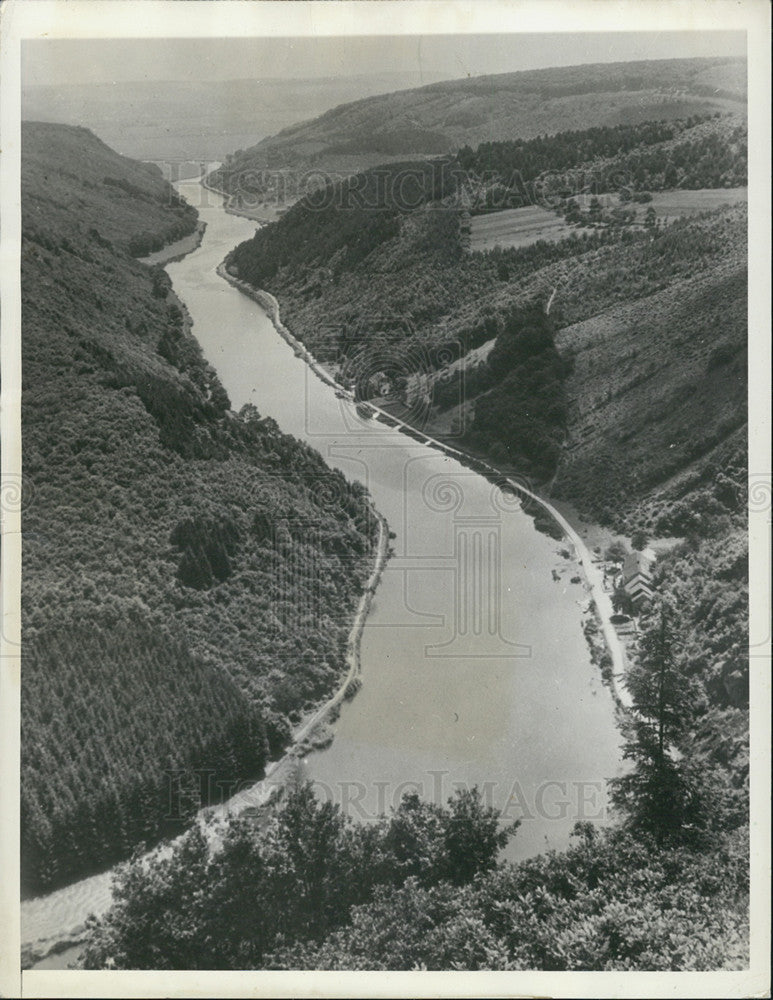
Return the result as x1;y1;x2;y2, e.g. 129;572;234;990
24;181;623;964
168;181;624;858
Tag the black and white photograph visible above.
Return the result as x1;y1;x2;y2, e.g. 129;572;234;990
1;2;770;997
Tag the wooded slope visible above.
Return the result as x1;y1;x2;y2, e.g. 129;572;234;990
21;123;377;894
210;57;745;199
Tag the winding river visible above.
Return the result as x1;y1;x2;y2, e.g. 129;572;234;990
23;179;623;965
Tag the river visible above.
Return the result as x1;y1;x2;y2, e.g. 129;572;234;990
23;179;622;966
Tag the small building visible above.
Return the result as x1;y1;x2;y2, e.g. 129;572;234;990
622;551;654;610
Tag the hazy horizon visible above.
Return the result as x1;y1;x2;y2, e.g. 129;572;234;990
23;32;745;90
21;32;748;171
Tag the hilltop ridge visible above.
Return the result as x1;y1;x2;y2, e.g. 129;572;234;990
209;56;746;209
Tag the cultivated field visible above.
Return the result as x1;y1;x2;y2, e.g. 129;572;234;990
468;188;747;253
469;206;585;251
644;186;747;221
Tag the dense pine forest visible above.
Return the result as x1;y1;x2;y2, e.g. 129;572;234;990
21;123;378;894
457;114;746;212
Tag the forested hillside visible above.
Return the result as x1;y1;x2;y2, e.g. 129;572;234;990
224;107;749;837
226;120;746;491
23;122;199;255
209;57;745;209
21;123;378;894
458;114;746;212
66;56;751;972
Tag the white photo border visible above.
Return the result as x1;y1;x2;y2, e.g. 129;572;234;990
1;2;770;997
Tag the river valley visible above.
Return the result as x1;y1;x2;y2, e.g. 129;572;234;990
22;179;623;967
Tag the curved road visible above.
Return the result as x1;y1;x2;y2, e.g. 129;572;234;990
220;269;632;710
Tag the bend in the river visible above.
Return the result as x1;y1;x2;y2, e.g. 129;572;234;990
22;179;624;964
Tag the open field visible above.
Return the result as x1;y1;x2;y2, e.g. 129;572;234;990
469;205;587;251
469;187;747;253
645;186;747;220
573;186;747;215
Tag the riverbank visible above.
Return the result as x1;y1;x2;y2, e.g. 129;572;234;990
21;253;390;975
216;264;355;395
139;220;206;266
208;510;390;819
219;264;632;710
202;173;285;224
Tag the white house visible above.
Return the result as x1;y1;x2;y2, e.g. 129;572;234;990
622;551;654;609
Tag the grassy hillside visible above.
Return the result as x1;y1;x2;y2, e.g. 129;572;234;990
21;123;378;894
209;57;745;209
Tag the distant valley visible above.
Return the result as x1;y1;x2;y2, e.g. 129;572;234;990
22;72;450;168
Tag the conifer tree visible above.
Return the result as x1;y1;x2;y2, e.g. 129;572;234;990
610;599;698;843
